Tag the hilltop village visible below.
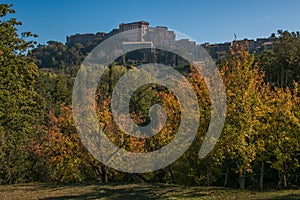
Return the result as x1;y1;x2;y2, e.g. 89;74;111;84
66;21;277;59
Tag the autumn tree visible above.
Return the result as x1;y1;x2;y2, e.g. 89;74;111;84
215;42;267;189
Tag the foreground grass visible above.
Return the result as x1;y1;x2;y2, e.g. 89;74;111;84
0;183;299;200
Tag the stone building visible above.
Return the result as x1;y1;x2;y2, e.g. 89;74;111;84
66;21;278;60
145;26;176;48
203;34;277;59
119;21;149;42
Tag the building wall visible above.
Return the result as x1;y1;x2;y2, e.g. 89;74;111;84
119;21;149;42
146;26;176;48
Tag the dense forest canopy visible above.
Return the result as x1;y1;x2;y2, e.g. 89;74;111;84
0;4;299;190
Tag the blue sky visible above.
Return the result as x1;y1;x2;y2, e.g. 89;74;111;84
3;0;300;45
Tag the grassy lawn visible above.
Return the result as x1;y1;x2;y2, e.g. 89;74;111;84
0;183;299;200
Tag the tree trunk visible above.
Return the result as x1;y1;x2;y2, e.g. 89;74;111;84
223;167;229;187
132;174;147;183
278;171;282;189
283;173;287;188
239;173;245;190
278;162;288;189
206;157;212;186
155;169;166;182
169;168;175;183
101;165;108;183
259;162;264;191
283;161;288;188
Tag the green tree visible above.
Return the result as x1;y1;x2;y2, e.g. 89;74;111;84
0;4;44;184
257;30;300;88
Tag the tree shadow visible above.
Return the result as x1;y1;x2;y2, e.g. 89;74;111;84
265;194;300;200
38;184;232;200
40;184;160;200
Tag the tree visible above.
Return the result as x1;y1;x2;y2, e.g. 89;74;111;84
215;42;266;189
257;30;300;89
0;4;44;184
264;85;300;188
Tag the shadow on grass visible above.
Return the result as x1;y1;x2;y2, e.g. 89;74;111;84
3;183;299;200
40;184;160;200
266;194;300;200
38;184;221;200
